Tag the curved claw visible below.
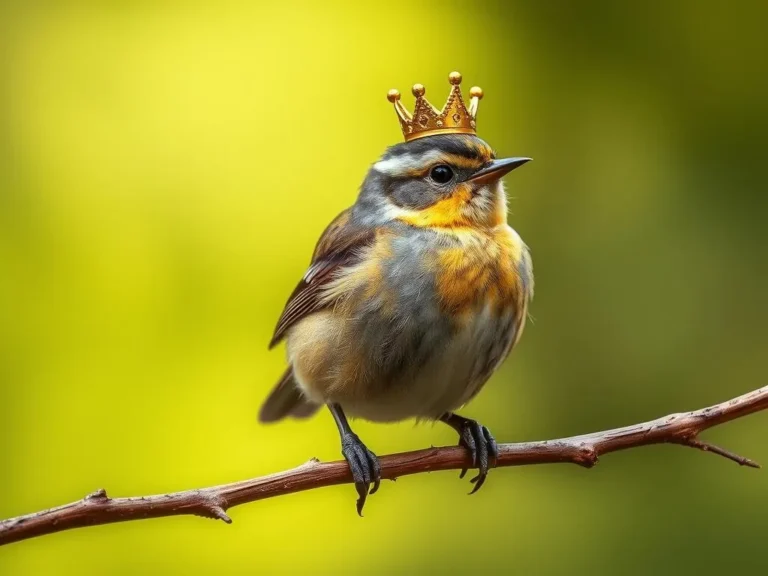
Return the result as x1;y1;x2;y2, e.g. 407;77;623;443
468;424;499;494
341;432;381;516
441;413;499;494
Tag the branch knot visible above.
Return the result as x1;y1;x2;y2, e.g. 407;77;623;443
574;444;599;468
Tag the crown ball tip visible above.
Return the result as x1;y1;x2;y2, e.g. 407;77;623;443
412;83;425;97
387;89;401;103
470;86;484;99
448;71;462;85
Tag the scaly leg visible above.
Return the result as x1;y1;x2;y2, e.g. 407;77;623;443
328;403;381;515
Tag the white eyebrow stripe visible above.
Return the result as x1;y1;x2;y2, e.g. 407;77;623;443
373;150;446;176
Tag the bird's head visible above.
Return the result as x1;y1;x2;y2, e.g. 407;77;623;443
357;134;530;229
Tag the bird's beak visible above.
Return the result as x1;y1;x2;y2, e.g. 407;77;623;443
467;157;532;185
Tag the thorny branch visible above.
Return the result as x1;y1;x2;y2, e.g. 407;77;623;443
1;385;767;547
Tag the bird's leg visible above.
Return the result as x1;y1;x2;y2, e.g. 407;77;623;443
328;403;381;515
439;412;499;494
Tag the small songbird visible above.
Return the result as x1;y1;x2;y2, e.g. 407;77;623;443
259;72;533;514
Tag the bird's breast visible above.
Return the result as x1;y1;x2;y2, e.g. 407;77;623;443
431;226;532;321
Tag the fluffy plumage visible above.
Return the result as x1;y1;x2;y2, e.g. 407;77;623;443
260;134;533;424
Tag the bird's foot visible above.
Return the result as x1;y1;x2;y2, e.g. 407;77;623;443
340;432;381;516
440;413;499;494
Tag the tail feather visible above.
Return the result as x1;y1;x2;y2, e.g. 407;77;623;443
259;367;320;423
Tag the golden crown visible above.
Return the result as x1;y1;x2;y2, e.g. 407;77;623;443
387;71;483;142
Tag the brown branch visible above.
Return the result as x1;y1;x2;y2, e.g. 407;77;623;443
2;385;767;547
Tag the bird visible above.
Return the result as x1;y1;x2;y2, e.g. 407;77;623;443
259;71;533;514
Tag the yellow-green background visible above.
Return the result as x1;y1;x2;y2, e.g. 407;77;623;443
2;1;767;574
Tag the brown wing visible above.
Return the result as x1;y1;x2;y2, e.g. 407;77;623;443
268;209;374;349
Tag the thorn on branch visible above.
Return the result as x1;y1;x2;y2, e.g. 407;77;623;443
300;457;321;469
85;489;108;500
207;506;232;524
198;494;232;523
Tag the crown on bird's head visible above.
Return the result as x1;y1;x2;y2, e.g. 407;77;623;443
387;71;483;142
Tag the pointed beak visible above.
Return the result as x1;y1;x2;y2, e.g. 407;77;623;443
467;157;532;185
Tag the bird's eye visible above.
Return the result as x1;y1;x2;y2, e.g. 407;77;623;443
429;165;454;184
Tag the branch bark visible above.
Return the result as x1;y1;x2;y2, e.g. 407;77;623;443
2;385;766;547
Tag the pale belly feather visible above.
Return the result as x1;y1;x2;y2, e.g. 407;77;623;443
340;302;519;422
288;287;521;423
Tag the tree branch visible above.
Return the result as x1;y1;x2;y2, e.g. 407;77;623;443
2;385;766;547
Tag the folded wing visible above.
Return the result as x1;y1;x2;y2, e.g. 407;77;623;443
268;208;375;349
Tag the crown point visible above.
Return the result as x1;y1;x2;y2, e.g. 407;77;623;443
387;89;401;103
389;72;483;141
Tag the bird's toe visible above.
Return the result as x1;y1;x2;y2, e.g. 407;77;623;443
446;415;499;494
341;433;381;515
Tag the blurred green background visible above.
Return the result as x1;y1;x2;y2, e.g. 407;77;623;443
2;1;767;574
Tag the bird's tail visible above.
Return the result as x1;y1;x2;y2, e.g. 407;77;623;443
258;367;320;423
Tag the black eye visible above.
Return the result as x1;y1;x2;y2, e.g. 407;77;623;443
429;165;454;184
